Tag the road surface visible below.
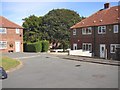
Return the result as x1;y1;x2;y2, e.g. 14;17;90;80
2;53;119;88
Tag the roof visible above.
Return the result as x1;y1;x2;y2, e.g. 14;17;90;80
0;16;23;29
71;6;119;29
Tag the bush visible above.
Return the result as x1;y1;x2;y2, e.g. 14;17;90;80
26;43;37;52
42;40;49;52
37;41;42;52
23;43;27;52
25;42;42;52
23;41;49;52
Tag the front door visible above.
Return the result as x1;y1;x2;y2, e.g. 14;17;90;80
15;41;20;52
73;43;77;50
100;44;105;58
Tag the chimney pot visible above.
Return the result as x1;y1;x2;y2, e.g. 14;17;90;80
104;3;110;9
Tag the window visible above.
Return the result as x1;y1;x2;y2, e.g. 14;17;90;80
113;25;118;33
110;44;120;53
73;29;76;35
16;28;20;34
0;41;7;49
82;27;92;35
86;44;88;51
82;43;92;51
98;26;106;34
83;44;86;51
0;28;6;34
88;44;92;51
82;28;86;35
87;27;92;34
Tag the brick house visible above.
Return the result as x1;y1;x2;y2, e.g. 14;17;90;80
0;16;23;52
70;3;120;60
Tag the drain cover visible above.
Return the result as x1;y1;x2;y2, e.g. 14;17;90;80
75;64;81;67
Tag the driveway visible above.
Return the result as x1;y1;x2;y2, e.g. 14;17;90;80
2;53;119;88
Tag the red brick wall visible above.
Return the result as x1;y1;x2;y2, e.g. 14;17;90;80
0;28;23;53
70;28;94;50
70;28;82;50
94;24;119;59
70;24;119;60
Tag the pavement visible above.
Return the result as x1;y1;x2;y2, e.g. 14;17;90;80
50;52;120;66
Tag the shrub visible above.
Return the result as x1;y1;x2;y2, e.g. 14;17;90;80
23;43;27;52
24;41;50;52
25;42;42;52
42;40;49;52
26;43;37;52
37;41;42;52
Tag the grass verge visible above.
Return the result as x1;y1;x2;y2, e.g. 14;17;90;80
0;56;20;70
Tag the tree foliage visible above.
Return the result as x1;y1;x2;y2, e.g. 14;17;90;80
42;9;81;41
22;15;43;42
22;9;84;49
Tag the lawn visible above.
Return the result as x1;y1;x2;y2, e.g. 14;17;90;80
0;56;20;70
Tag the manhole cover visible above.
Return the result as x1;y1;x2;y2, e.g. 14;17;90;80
92;74;105;78
75;64;81;67
46;57;50;58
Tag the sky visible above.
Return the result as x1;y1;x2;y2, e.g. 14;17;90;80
0;1;119;25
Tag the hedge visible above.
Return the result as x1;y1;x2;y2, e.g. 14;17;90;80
24;42;42;52
24;41;49;52
42;40;49;52
37;41;42;52
23;43;27;52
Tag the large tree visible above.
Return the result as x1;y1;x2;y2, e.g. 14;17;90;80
22;9;84;49
42;9;81;42
22;15;43;42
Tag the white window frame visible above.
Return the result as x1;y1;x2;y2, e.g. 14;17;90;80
73;29;76;35
113;25;118;33
0;28;7;34
82;27;92;35
82;43;92;52
110;44;120;53
88;43;92;51
16;28;20;34
98;26;106;34
82;28;86;35
0;41;7;49
87;27;92;34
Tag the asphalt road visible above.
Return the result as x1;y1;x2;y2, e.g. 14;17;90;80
2;53;119;88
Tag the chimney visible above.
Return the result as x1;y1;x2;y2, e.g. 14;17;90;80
104;3;110;9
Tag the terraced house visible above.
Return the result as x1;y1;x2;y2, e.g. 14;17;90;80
70;3;120;60
0;16;23;52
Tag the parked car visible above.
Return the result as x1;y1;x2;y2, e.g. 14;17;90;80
0;67;7;79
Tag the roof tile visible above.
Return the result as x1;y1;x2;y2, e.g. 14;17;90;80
0;16;23;28
71;6;119;29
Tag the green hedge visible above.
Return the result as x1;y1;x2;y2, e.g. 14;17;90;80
42;40;49;52
24;41;49;52
35;42;42;52
23;43;27;52
24;42;42;52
